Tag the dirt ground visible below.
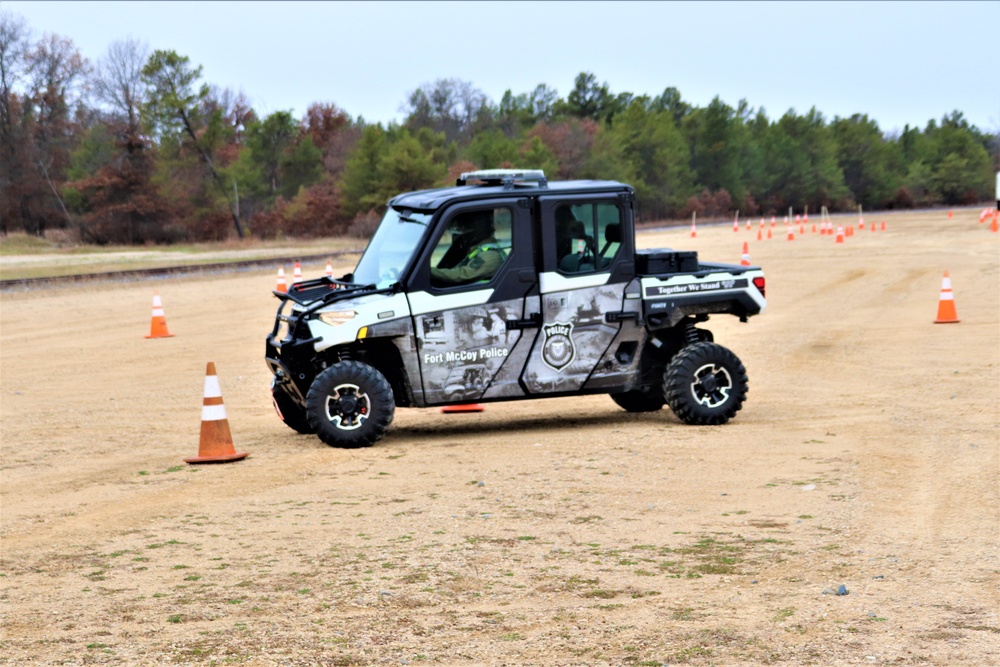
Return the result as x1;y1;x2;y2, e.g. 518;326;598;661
1;209;998;666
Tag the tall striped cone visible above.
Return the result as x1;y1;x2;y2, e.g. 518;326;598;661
745;218;751;231
740;242;751;266
766;227;772;240
325;259;334;278
144;292;174;339
770;216;776;227
835;226;845;243
933;272;960;323
787;225;795;241
733;218;739;232
185;362;249;464
756;228;762;241
293;262;303;284
859;216;865;230
275;266;288;293
800;224;805;235
690;220;697;238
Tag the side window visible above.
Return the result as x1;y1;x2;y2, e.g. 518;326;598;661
429;207;513;288
555;202;622;274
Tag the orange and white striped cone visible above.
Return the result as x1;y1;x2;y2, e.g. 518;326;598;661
144;292;174;339
745;218;751;231
275;266;288;293
800;224;805;235
293;262;303;285
185;362;249;464
859;217;865;230
787;226;795;241
732;218;739;233
325;260;334;278
690;221;697;238
770;216;776;228
990;212;999;233
766;227;772;240
441;403;485;414
835;226;845;244
740;242;751;266
933;272;960;323
795;214;801;225
756;228;762;241
881;221;887;231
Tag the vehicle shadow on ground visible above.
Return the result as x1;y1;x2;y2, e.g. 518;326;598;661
387;409;677;443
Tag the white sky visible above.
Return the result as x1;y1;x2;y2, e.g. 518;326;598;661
5;0;999;135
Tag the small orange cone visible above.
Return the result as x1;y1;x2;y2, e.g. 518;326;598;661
745;218;751;231
441;403;485;414
787;226;795;241
859;217;865;230
740;242;751;266
293;262;303;284
690;220;697;238
881;221;887;231
766;227;772;240
144;292;174;339
948;210;953;219
732;219;739;233
990;213;998;233
325;260;334;278
186;362;249;464
933;272;960;324
835;226;845;243
756;228;762;241
275;266;288;293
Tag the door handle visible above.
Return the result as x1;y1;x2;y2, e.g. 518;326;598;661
506;313;542;330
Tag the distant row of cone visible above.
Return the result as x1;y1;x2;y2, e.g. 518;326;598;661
275;260;336;292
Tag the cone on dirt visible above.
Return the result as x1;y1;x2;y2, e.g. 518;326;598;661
185;362;249;464
325;259;334;278
732;218;739;232
881;221;887;231
441;403;485;414
690;218;697;238
740;242;751;266
933;271;960;324
144;292;174;339
756;228;762;241
766;227;772;240
787;226;795;241
293;261;303;284
835;226;845;243
990;212;999;233
275;266;288;293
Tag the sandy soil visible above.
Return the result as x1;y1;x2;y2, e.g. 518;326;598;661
1;209;998;666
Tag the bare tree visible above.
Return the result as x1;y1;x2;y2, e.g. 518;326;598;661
93;37;148;143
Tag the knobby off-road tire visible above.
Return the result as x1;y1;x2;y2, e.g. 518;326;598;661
271;382;315;435
306;361;395;448
610;387;666;412
664;342;748;425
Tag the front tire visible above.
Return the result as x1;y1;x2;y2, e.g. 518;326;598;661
306;361;395;448
664;342;747;425
272;381;315;434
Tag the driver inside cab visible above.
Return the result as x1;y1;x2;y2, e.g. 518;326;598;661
431;210;506;287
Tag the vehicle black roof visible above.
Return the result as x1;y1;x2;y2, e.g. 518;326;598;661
389;179;633;211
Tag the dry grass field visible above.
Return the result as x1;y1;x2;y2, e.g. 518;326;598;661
1;208;998;666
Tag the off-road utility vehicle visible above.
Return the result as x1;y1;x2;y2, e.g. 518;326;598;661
266;169;766;448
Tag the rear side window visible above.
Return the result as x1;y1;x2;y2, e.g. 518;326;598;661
554;202;622;274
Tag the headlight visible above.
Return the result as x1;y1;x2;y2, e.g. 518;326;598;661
317;310;356;327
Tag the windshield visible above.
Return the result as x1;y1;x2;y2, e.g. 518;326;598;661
352;208;433;288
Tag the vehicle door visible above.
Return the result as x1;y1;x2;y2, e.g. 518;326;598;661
521;193;642;394
406;199;540;405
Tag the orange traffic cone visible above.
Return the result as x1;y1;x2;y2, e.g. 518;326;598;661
325;260;334;278
690;220;697;238
144;292;174;339
933;272;960;324
990;214;998;233
948;210;953;219
835;226;845;243
787;226;795;241
770;216;776;227
740;242;751;266
275;266;288;293
293;262;303;284
185;362;249;464
766;227;772;240
745;218;751;231
859;217;865;230
881;221;887;231
756;228;762;241
441;403;485;414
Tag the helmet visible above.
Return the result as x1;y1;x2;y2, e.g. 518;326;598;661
453;210;494;244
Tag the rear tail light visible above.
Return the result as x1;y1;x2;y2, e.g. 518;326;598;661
752;276;766;298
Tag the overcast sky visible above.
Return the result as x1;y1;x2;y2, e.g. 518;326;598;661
5;1;998;135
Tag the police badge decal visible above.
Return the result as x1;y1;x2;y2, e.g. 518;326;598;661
541;322;575;371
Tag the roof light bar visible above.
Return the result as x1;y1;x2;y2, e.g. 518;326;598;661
457;168;547;189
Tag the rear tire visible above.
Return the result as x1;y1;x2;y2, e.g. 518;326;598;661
610;387;665;412
664;342;747;425
306;361;395;448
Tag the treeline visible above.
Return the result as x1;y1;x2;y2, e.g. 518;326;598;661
1;11;997;245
